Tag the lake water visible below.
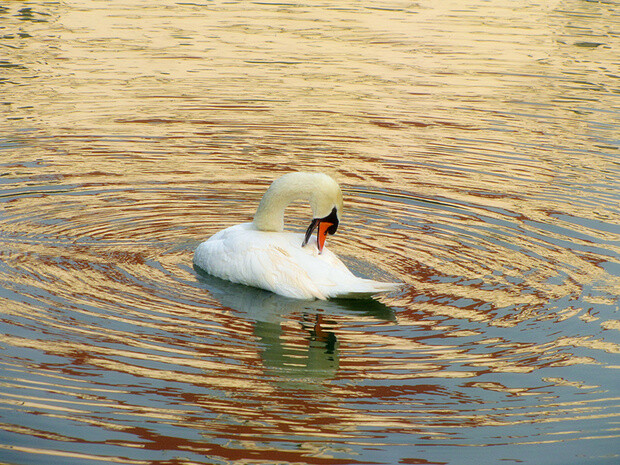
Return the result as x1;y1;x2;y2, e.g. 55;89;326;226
1;1;619;464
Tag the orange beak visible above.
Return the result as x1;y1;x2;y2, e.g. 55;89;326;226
302;207;340;253
317;221;334;253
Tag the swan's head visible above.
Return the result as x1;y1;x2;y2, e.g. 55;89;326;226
301;173;343;253
302;206;339;253
253;172;343;253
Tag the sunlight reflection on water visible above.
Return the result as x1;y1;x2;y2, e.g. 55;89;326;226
1;1;619;464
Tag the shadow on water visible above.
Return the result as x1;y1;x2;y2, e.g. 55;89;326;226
193;264;396;388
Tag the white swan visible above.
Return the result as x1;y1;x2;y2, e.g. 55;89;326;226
193;172;401;300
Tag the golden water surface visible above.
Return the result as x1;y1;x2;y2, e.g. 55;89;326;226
1;1;619;464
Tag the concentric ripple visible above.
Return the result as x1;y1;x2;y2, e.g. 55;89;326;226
1;1;619;464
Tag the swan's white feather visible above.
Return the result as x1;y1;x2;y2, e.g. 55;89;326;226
194;222;400;300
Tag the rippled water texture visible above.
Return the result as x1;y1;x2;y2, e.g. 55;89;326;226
1;1;619;464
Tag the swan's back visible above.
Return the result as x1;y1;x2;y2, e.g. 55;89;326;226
193;223;399;300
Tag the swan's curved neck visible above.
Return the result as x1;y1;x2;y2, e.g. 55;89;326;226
253;174;314;232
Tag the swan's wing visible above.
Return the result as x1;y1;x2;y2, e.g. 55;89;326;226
302;247;403;299
249;244;329;300
194;226;328;299
194;225;402;300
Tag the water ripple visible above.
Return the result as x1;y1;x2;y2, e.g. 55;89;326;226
1;0;618;464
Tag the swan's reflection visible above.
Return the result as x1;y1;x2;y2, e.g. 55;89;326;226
194;266;395;388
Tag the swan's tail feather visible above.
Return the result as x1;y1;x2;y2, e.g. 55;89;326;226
329;280;403;300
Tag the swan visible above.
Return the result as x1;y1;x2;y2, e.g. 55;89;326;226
193;172;401;300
